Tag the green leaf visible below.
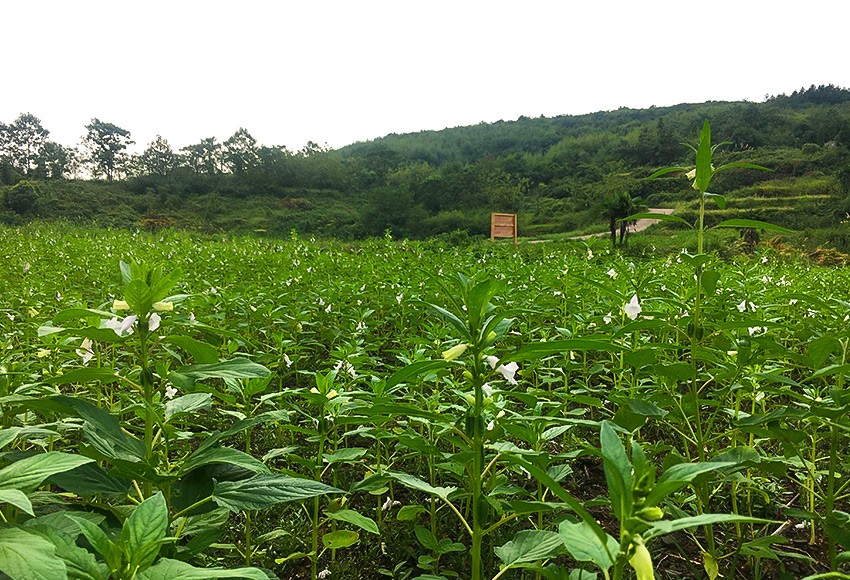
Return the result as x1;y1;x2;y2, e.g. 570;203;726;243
644;462;734;507
712;219;792;233
46;368;121;386
122;492;168;571
323;448;368;464
136;558;269;579
413;525;441;552
164;335;219;365
645;514;769;539
701;270;720;295
0;489;33;515
125;279;153;314
599;421;632;521
397;505;427;521
165;393;213;421
386;360;455;389
40;527;109;580
558;520;618;570
385;471;457;501
49;462;131;497
0;427;21;449
0;452;93;492
180;446;270;476
0;527;67;580
169;358;270;389
322;529;359;549
714;161;771;173
646;166;691;180
212;474;342;511
695;120;713;192
705;192;726;209
495;529;563;566
325;509;379;535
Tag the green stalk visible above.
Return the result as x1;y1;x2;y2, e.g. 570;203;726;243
470;351;485;580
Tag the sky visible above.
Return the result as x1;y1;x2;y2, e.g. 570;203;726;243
3;1;847;153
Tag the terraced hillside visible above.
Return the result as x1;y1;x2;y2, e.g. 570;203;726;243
674;173;841;230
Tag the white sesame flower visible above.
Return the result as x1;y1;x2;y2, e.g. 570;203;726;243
165;385;178;399
76;338;94;364
147;312;161;332
396;294;403;304
607;268;618;279
318;569;331;579
486;420;495;430
481;383;493;398
485;355;500;369
104;315;137;337
495;361;519;385
284;353;293;367
603;312;613;324
789;299;798;306
624;295;642;320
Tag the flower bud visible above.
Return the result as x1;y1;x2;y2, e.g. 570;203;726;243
152;301;174;312
442;343;468;361
636;506;664;521
629;537;655;580
113;299;130;311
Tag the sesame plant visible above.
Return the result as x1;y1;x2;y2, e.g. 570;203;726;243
0;219;848;579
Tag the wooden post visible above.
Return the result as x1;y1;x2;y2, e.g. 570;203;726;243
490;213;517;244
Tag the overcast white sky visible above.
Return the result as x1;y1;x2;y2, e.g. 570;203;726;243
3;1;846;153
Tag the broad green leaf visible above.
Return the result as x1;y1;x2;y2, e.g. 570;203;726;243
414;525;440;552
49;462;131;497
695;119;713;192
505;339;626;363
645;514;768;539
169;358;270;388
40;527;109;580
0;427;21;449
0;489;33;515
325;509;379;535
212;474;342;511
646;165;691;179
495;529;563;566
385;360;455;389
0;452;93;492
705;192;726;209
712;219;792;233
644;462;734;507
600;421;631;521
180;446;270;476
323;448;368;464
397;505;427;521
558;520;618;570
53;307;117;324
136;558;269;579
386;471;457;501
165;392;213;421
46;367;121;386
165;335;219;365
322;529;359;549
0;527;67;580
122;492;168;571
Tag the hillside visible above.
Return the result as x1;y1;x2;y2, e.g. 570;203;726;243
2;85;850;247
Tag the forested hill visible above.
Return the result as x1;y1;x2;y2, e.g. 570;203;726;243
338;85;850;166
3;84;850;244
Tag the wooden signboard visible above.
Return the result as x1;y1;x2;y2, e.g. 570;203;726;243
490;213;517;244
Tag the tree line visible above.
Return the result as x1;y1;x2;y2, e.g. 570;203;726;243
3;84;850;239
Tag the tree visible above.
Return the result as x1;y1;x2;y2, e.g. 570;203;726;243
223;128;258;174
35;141;70;179
181;137;221;175
139;135;177;176
602;191;643;247
83;118;134;181
6;113;49;175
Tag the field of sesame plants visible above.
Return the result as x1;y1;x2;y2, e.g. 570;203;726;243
0;220;848;580
1;131;850;580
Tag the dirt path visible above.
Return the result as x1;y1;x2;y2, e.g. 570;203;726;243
571;208;675;240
